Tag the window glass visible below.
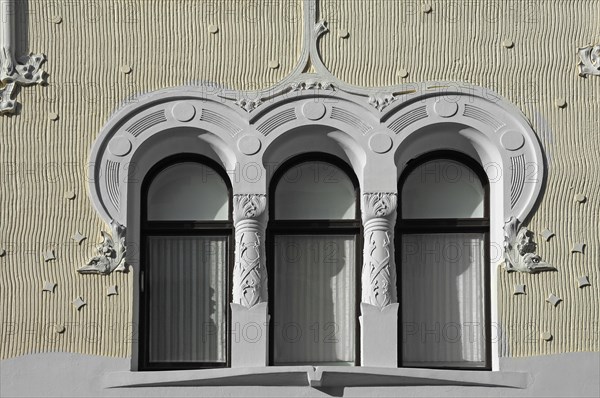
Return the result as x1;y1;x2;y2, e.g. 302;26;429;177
147;236;227;363
401;159;484;219
273;235;356;365
270;157;359;366
147;162;229;221
274;161;356;220
400;233;486;368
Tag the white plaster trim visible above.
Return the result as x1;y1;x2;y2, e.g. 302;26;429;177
0;0;47;114
103;366;529;389
89;87;545;227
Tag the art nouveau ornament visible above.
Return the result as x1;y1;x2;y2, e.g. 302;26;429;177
361;192;398;307
0;0;47;114
578;44;600;77
503;217;555;273
78;221;127;275
232;194;268;308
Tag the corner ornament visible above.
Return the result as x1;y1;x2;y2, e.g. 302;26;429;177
503;217;555;273
578;44;600;77
78;221;127;275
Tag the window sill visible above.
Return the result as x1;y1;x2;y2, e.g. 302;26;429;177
104;366;530;389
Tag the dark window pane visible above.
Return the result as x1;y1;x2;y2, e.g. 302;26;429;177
273;235;356;365
147;236;227;363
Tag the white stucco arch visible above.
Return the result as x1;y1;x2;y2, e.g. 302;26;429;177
87;80;547;371
89;84;545;227
262;124;368;190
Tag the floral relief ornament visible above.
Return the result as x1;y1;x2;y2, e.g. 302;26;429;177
234;98;262;113
503;217;555;273
78;221;127;275
368;94;396;112
363;192;398;218
233;194;267;221
578;44;600;77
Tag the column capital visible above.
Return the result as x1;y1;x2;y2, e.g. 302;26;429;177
361;192;397;221
233;194;267;224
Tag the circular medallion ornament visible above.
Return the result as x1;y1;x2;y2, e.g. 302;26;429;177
500;130;525;151
369;133;393;154
302;102;326;121
237;136;262;156
108;136;132;157
172;103;196;122
433;101;459;118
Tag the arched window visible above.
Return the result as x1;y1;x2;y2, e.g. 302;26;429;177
396;151;490;369
268;154;361;366
140;154;232;370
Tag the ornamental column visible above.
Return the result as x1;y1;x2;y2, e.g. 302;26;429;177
360;192;399;367
231;193;269;367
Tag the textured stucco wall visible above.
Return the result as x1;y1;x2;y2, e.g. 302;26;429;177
1;0;598;360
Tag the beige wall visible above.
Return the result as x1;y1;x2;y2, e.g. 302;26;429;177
1;0;598;360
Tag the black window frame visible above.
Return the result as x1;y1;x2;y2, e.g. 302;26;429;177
267;152;362;366
139;153;234;371
396;150;492;371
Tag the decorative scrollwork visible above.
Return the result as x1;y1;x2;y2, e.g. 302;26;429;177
578;44;600;77
78;221;127;275
503;217;555;273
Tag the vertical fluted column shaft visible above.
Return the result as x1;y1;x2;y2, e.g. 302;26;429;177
361;192;398;307
232;194;268;308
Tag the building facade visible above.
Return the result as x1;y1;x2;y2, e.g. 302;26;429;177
1;0;599;396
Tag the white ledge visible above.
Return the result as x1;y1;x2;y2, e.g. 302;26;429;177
104;366;530;389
